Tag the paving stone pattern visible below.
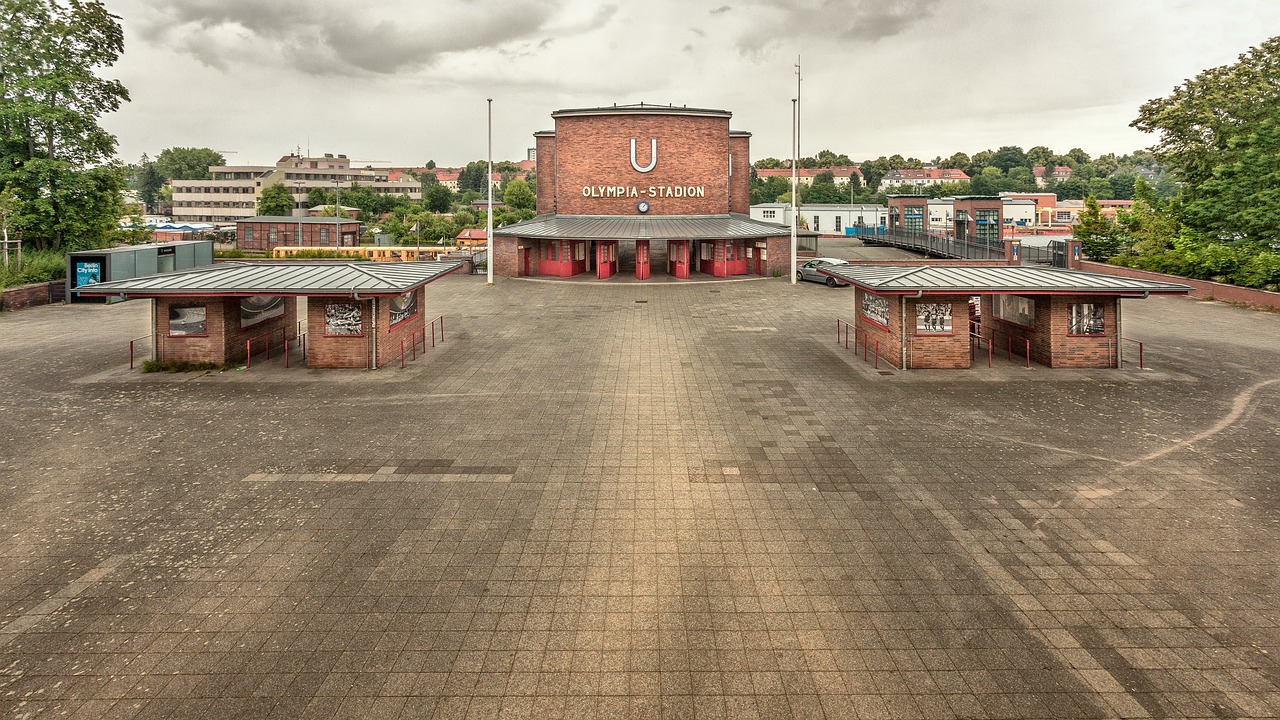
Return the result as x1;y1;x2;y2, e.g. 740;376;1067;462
1;273;1279;719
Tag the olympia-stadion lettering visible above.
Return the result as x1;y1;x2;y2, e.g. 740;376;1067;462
581;185;707;199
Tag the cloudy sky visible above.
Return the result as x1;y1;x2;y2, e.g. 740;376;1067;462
101;0;1280;168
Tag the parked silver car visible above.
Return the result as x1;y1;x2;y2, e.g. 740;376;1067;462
796;257;850;287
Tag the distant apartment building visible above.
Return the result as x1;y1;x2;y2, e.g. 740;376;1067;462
754;165;863;187
170;153;422;224
1032;165;1073;188
877;168;970;191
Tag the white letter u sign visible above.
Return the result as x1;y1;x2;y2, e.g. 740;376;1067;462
630;137;657;173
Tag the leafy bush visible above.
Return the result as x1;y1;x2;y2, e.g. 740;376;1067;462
0;249;67;288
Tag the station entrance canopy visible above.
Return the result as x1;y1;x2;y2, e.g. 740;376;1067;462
816;264;1192;370
75;261;462;369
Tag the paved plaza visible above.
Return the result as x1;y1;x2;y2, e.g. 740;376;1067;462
1;267;1279;719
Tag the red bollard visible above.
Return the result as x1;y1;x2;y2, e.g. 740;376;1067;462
246;339;251;369
844;324;849;349
874;339;880;369
431;320;436;348
836;319;840;344
440;316;444;341
1025;339;1031;369
401;339;405;368
1139;342;1144;370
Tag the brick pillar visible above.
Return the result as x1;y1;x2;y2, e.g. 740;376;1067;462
1065;239;1083;269
1005;239;1021;266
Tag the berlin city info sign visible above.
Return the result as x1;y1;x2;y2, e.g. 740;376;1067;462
580;137;705;200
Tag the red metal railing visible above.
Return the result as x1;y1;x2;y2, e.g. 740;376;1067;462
977;325;1033;369
399;316;447;368
835;318;887;370
245;327;287;370
1121;337;1145;369
128;334;153;370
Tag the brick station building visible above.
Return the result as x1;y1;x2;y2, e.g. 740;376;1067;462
817;263;1191;370
73;261;460;369
494;103;796;280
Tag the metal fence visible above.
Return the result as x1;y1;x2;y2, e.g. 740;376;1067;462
863;230;1070;267
864;229;1005;260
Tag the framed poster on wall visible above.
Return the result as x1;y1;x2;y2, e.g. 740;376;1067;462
168;304;206;336
862;293;889;328
325;303;362;336
992;295;1035;328
240;296;285;328
389;291;418;328
1069;303;1105;335
916;303;952;335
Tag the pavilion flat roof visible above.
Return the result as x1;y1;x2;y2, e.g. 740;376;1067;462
817;264;1192;296
73;261;462;299
494;213;815;240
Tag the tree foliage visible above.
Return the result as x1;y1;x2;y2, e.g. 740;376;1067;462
502;177;535;211
257;183;295;217
0;0;130;251
154;147;225;181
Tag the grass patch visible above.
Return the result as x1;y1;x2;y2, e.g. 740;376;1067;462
141;359;237;373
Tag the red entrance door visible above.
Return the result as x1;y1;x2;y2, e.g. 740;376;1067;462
519;247;530;276
597;241;616;279
636;240;650;280
667;240;689;279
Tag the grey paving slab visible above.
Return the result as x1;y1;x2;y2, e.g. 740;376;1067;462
1;273;1279;719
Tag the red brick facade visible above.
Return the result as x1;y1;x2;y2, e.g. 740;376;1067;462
1;281;65;311
305;288;429;369
156;296;299;365
307;298;372;369
549;111;731;217
979;294;1120;368
534;132;556;214
729;133;751;215
237;219;361;252
906;295;971;369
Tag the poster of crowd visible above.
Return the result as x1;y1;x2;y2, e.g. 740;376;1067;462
324;303;362;336
861;293;889;327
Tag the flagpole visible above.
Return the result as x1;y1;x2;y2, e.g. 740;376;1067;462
790;56;800;285
487;98;494;285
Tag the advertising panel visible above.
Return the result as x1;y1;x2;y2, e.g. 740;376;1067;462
168;304;207;336
389;291;418;328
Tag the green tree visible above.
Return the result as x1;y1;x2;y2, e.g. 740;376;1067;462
502;177;535;211
858;157;891;192
989;145;1028;173
802;171;845;204
0;0;130;251
153;147;225;181
1074;196;1121;260
1026;146;1055;168
257;183;295;216
969;166;1006;195
134;153;164;212
939;152;970;170
1180;115;1280;243
423;183;453;213
425;159;436;170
